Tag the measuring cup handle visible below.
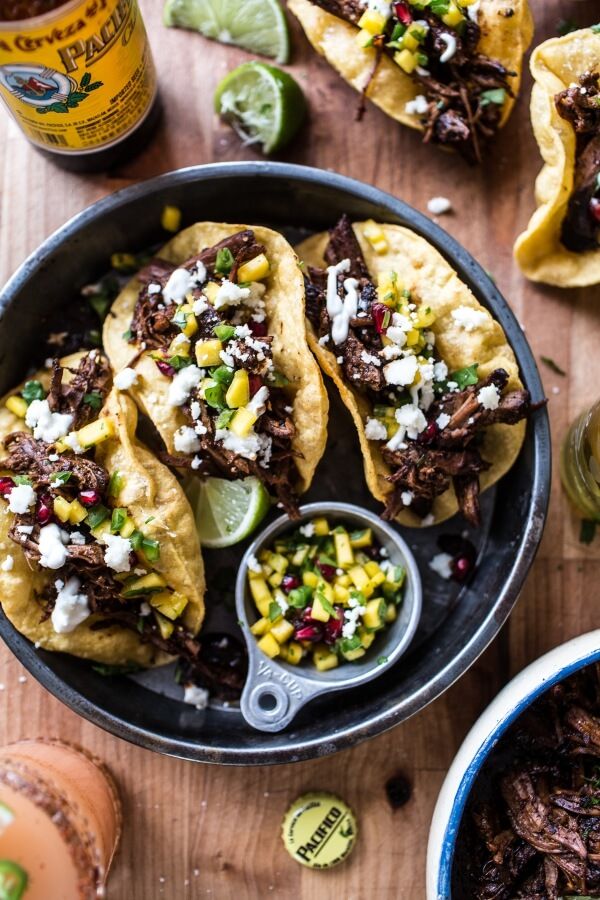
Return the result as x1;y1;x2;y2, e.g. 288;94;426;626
240;654;319;732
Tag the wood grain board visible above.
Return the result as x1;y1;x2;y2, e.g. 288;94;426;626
1;0;600;896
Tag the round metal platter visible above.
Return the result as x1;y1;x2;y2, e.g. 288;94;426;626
0;163;551;764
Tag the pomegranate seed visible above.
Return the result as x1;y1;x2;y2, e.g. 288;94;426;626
372;303;392;335
417;421;439;445
301;606;313;621
249;374;263;397
0;477;15;497
36;495;53;526
155;359;175;378
294;624;323;642
281;574;300;594
79;490;100;507
393;1;412;25
323;607;344;644
249;321;268;337
316;562;336;582
590;198;600;223
452;555;473;581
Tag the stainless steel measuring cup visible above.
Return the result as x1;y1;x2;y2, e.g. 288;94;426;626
235;502;423;733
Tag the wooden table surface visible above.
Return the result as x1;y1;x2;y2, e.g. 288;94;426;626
1;0;600;896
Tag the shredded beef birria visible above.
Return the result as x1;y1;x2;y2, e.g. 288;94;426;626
305;215;538;527
457;663;600;899
555;71;600;253
308;0;515;162
130;230;301;517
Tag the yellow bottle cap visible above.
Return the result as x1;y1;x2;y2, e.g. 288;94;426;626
281;792;357;869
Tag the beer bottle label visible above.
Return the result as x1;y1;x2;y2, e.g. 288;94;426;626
0;0;157;153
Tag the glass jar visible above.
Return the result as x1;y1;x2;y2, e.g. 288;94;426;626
560;401;600;519
0;739;121;898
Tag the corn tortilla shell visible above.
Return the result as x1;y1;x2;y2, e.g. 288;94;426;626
103;223;328;494
297;222;525;526
288;0;533;134
514;28;600;287
0;356;204;665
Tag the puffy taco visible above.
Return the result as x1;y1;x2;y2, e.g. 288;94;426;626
298;216;541;527
514;27;600;287
103;223;328;517
0;350;204;667
288;0;533;161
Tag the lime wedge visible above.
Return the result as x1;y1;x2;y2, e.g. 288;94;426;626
164;0;289;64
190;476;271;549
215;62;306;154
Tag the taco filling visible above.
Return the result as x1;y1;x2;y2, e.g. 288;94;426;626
126;230;301;516
303;216;535;526
305;0;514;161
0;351;201;664
555;71;600;253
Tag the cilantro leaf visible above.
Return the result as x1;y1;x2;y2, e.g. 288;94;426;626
21;380;45;404
83;391;103;409
451;364;479;390
480;88;507;106
580;520;597;545
213;324;236;342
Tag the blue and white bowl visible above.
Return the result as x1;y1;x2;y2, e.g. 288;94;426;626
426;630;600;899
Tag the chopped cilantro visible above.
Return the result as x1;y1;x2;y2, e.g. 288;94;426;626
557;18;578;36
580;520;597;545
14;475;32;486
92;662;142;676
204;382;227;410
89;294;113;320
110;508;127;533
144;516;155;525
268;601;282;622
216;409;236;429
85;504;109;530
167;355;192;372
592;23;600;34
287;585;312;608
108;471;124;497
267;370;290;388
451;364;479;390
129;530;144;551
215;248;234;276
141;537;160;562
83;391;103;409
21;380;45;404
213;324;236;342
122;329;133;341
540;356;566;377
50;471;72;486
211;366;235;386
338;635;362;654
377;656;388;665
315;585;336;616
480;88;507;107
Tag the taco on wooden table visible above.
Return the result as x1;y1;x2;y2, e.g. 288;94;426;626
103;223;328;518
298;216;541;527
288;0;533;161
515;27;600;286
0;350;205;666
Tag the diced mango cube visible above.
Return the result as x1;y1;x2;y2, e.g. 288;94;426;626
237;254;270;283
68;499;88;525
119;516;136;539
405;329;420;347
302;571;319;588
402;32;419;52
281;641;303;665
203;282;220;304
75;416;116;449
270;619;295;644
311;593;332;623
363;598;386;631
161;205;181;232
335;573;352;588
356;27;374;48
363;220;389;255
195;339;223;367
53;496;72;523
249;577;271;617
313;644;339;671
364;560;382;578
357;8;387;34
348;565;369;591
385;603;398;623
230;407;257;438
5;396;27;418
333;584;350;604
358;626;376;649
257;633;280;659
169;335;191;357
150;590;189;621
394;48;418;73
250;617;270;636
414;306;436;329
312;517;330;536
442;3;464;27
334;531;354;568
154;611;174;640
225;369;249;409
268;571;283;588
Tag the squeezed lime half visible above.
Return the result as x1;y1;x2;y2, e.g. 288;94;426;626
215;61;306;154
191;476;271;549
164;0;290;64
